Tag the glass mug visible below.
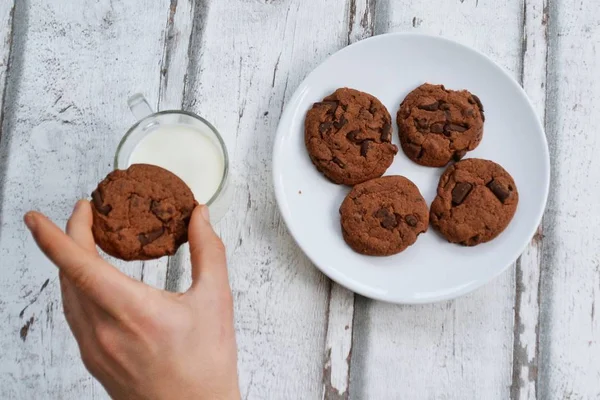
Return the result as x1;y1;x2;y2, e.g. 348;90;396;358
115;94;231;223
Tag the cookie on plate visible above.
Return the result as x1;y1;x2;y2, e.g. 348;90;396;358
305;88;398;185
91;164;197;261
430;158;518;246
339;175;429;256
397;83;485;167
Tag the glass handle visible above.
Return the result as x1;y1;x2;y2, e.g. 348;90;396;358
128;93;154;121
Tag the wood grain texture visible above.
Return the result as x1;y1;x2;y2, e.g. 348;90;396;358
323;283;355;400
2;1;600;398
158;0;194;111
0;1;171;398
0;1;15;141
349;1;524;398
321;1;376;399
538;0;600;398
140;0;196;292
178;0;348;398
511;1;549;399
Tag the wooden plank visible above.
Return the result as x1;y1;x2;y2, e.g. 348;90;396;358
349;1;524;398
510;1;549;399
141;0;195;291
0;1;171;398
158;0;194;111
322;1;375;399
537;1;600;398
0;1;15;136
174;0;349;398
323;283;355;400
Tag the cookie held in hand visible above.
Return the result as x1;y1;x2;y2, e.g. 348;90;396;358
91;164;197;261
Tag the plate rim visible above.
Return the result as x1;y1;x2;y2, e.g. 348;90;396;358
272;32;550;304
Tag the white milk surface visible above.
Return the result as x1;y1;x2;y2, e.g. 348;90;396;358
128;124;224;204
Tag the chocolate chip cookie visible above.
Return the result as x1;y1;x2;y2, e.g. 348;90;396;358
397;83;485;167
339;176;429;256
430;158;518;246
91;164;197;261
305;88;398;185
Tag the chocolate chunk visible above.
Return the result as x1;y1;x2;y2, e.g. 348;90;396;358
404;143;423;159
451;182;473;205
464;108;475;117
439;102;450;111
332;157;345;168
405;215;418;227
487;179;510;203
471;95;485;121
442;124;452;137
381;122;391;142
91;190;112;216
360;141;371;157
369;103;378;114
151;200;176;222
447;123;468;132
419;101;439;111
319;122;332;134
346;130;361;143
333;116;347;130
461;235;480;246
374;208;398;230
314;101;338;111
414;118;429;131
430;123;444;133
453;150;467;161
381;216;398;230
374;209;387;218
138;228;164;246
444;110;452;121
471;95;484;112
359;109;373;120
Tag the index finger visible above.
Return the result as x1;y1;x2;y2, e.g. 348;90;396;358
24;210;144;318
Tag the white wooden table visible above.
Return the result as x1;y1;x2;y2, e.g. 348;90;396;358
1;1;598;399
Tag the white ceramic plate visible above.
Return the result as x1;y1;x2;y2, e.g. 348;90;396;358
273;33;550;304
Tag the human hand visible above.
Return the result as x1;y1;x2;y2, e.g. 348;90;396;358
24;201;240;400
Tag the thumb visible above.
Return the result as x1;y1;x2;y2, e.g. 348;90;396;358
187;205;229;290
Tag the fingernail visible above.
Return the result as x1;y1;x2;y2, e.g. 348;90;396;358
24;212;37;231
200;206;210;222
